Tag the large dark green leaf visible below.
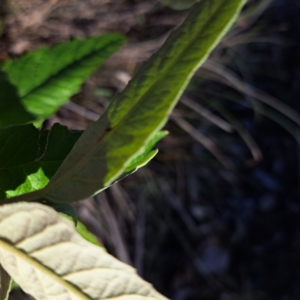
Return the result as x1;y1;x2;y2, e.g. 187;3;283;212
0;123;161;200
0;124;82;200
0;71;33;128
9;0;246;203
1;34;125;126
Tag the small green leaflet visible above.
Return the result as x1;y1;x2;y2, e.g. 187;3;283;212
1;34;125;126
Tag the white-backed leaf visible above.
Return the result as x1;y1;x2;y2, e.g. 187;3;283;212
0;202;167;300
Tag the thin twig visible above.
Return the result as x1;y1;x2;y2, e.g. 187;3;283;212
134;195;146;276
180;96;234;133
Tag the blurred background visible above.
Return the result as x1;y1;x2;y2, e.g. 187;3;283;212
1;0;300;299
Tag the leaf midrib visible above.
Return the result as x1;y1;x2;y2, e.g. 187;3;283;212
0;239;90;300
0;240;164;300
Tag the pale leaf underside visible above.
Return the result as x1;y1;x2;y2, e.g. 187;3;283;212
0;203;167;300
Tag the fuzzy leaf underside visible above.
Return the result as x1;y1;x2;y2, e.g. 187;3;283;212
2;34;125;124
8;0;246;203
0;202;167;300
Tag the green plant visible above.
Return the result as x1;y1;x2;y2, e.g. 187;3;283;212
0;0;245;299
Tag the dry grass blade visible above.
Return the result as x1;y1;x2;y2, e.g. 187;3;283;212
63;102;100;121
207;88;300;144
256;105;300;144
7;0;59;35
238;0;273;27
180;96;234;133
222;0;273;43
109;183;135;221
94;193;132;265
111;33;170;65
202;60;300;127
171;111;233;168
209;102;263;162
158;181;199;235
134;195;146;276
76;199;108;240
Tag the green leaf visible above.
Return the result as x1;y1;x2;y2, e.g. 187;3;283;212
125;149;158;173
0;202;167;300
0;124;82;200
125;130;168;172
2;34;125;124
0;264;11;300
50;203;102;247
96;149;158;194
50;203;78;226
94;149;159;195
0;70;33;128
9;0;246;203
76;221;103;247
10;280;18;290
96;131;167;193
0;124;161;201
